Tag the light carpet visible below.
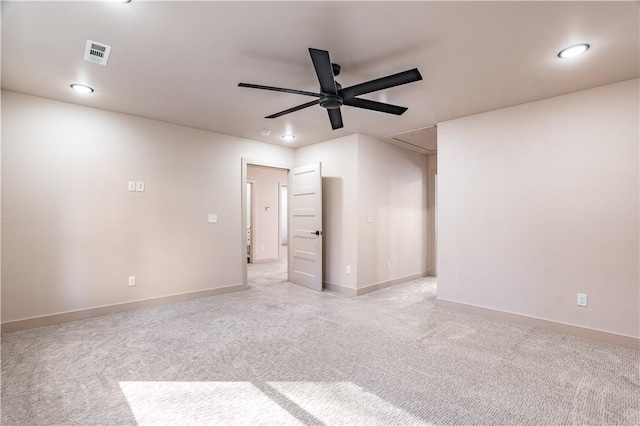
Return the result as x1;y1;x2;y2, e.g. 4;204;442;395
1;254;639;425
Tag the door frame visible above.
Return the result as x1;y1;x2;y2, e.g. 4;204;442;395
246;180;256;264
241;158;292;286
278;182;288;257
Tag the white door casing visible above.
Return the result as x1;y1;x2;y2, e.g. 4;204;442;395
288;163;323;291
246;181;255;263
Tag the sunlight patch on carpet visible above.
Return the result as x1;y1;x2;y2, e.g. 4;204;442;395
119;381;431;425
119;381;300;425
267;381;430;425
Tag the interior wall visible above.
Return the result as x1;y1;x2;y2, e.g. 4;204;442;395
437;79;639;338
295;135;359;291
247;165;288;262
427;154;438;276
356;134;429;290
1;90;295;323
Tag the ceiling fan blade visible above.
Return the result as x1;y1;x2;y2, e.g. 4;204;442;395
309;48;338;95
238;83;321;98
339;68;422;100
343;98;408;115
327;108;343;130
265;99;320;119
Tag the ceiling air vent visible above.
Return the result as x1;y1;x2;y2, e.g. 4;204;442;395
84;40;111;66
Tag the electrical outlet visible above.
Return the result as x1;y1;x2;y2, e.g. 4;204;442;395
346;265;351;274
128;276;136;287
136;181;145;192
386;261;391;269
577;293;587;307
128;181;136;192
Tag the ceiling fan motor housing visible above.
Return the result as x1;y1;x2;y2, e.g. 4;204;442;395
320;94;343;109
320;80;342;109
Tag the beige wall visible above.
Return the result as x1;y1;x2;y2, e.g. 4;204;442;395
427;154;437;276
437;79;639;338
356;134;429;290
247;165;288;262
296;134;429;292
1;91;294;323
2;92;428;321
295;135;359;290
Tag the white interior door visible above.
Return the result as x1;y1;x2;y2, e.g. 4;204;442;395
288;163;323;291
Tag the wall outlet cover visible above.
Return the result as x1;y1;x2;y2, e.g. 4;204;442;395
128;181;136;192
136;181;145;192
577;293;587;307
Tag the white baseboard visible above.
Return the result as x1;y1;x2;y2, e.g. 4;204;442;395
252;257;280;264
324;272;429;297
356;271;429;296
1;284;247;333
323;281;357;296
436;298;639;350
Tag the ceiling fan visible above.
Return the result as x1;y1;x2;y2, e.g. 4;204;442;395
238;48;422;130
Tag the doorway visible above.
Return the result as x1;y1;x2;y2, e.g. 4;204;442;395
241;159;324;291
242;160;290;287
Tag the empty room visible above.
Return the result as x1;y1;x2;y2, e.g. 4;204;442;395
1;1;638;425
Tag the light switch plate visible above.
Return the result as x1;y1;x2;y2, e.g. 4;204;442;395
208;213;217;223
136;181;145;192
128;181;136;192
366;214;374;223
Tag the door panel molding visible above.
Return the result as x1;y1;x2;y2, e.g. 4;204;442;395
288;162;323;291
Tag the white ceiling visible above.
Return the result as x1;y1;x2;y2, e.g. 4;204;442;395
381;126;438;154
1;1;638;149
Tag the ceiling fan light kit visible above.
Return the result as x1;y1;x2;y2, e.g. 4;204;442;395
239;48;422;130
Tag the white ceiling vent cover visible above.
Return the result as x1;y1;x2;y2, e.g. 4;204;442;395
84;40;111;65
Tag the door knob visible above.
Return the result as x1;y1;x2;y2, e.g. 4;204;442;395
310;230;323;236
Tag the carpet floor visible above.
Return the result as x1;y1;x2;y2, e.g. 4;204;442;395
1;253;639;425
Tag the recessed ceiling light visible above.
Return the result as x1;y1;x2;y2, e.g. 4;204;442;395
70;84;94;94
260;129;271;137
557;43;590;59
282;135;295;142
